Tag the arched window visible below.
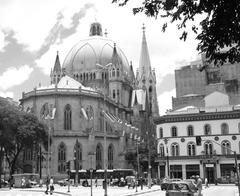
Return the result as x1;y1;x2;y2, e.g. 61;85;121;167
86;73;88;80
108;144;114;169
90;73;92;80
187;125;194;136
58;142;66;173
204;124;211;135
112;68;115;77
159;127;163;138
222;140;231;155
74;141;82;170
83;73;86;80
204;141;213;155
113;90;116;99
117;68;120;77
64;104;72;130
171;126;177;137
171;143;179;156
187;142;196;156
159;144;165;157
221;123;229;135
96;144;103;169
93;73;96;79
80;74;83;81
117;90;120;102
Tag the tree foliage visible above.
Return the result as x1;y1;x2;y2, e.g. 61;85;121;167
0;98;48;176
112;0;240;66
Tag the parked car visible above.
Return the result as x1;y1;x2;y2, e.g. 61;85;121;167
57;178;69;186
166;181;198;196
161;178;181;190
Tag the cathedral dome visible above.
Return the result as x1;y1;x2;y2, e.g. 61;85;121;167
62;23;131;78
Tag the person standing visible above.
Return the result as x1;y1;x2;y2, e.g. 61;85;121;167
196;175;203;196
49;177;54;195
205;177;209;188
45;176;49;194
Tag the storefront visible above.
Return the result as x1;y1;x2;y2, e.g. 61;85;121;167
220;164;235;183
186;164;200;179
204;163;216;183
170;165;182;178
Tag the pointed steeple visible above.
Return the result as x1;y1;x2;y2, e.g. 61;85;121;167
139;24;151;78
53;51;61;72
112;43;122;65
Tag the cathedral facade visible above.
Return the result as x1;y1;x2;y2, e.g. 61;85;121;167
20;22;159;180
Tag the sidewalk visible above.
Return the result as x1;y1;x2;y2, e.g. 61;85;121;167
21;185;161;196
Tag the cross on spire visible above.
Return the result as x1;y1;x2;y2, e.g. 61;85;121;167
142;23;146;32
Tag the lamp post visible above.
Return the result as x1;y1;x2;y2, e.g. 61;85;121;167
88;152;95;196
96;63;111;196
164;138;170;178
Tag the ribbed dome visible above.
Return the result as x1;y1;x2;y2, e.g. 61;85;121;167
62;36;131;77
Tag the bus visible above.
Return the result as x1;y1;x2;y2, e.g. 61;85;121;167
12;173;39;188
69;169;135;187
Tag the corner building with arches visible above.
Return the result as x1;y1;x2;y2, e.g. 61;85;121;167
155;91;240;184
20;22;159;180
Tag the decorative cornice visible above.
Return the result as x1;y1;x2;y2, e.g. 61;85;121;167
155;110;240;124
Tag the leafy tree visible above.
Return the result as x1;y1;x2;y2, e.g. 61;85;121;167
0;98;48;177
113;0;240;66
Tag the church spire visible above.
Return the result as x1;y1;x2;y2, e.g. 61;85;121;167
53;51;61;72
112;43;122;65
139;24;151;78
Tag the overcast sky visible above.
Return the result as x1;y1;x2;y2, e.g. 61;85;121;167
0;0;200;115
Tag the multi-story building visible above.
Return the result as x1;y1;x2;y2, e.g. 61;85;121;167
173;55;240;110
155;91;240;184
20;22;159;180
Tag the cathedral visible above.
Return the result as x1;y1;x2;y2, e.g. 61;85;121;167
20;22;159;180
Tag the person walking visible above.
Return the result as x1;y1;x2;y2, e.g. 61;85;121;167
45;176;50;194
205;177;209;188
195;175;203;196
49;177;54;195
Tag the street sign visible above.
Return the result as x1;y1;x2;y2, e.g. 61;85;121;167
205;164;214;168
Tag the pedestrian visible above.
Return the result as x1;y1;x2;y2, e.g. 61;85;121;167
49;176;54;195
95;177;98;187
140;177;143;190
205;177;209;188
195;175;203;196
21;177;25;188
45;176;50;194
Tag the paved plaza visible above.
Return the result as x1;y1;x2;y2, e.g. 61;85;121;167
0;184;239;196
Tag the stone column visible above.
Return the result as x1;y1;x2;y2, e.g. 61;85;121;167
200;163;204;178
182;164;186;180
216;163;221;178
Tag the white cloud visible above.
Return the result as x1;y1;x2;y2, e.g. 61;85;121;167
0;91;14;98
0;30;6;51
158;89;176;116
0;65;33;90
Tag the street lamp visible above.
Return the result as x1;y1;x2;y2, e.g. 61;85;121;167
96;63;111;196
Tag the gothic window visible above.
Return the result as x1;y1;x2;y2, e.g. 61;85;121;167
23;149;33;161
112;68;115;77
187;125;194;136
187;142;196;156
86;73;88;80
108;144;114;169
221;123;229;135
171;143;179;156
171;126;177;137
204;124;211;135
159;127;163;138
74;141;82;170
76;74;79;81
159;144;165;157
64;104;72;130
58;142;66;173
90;73;92;80
80;74;83;80
113;90;116;99
93;73;96;79
96;144;103;169
83;73;86;80
222;140;231;155
117;68;120;77
92;25;96;35
204;141;213;155
117;89;120;102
